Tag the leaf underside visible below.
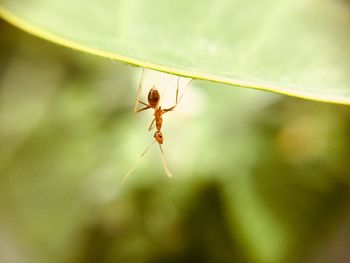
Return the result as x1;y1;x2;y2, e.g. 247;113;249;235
0;0;349;105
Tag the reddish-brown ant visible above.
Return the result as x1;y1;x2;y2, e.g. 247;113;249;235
122;69;192;183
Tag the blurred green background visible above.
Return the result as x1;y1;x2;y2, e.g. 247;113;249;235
1;21;350;263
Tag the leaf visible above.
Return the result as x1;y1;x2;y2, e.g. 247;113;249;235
0;0;350;105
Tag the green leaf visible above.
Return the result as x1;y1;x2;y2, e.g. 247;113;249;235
0;0;349;105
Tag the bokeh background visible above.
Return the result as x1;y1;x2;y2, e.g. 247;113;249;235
1;20;350;263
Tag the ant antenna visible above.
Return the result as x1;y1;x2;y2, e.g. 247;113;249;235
121;139;156;184
121;141;173;183
158;144;172;178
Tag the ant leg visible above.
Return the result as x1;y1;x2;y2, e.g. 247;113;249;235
148;118;156;131
162;77;180;113
178;78;193;104
138;100;150;107
175;76;180;105
162;105;175;113
163;77;193;113
136;106;151;113
134;68;146;112
136;100;152;113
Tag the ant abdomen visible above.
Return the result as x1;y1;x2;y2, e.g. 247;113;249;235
148;86;160;107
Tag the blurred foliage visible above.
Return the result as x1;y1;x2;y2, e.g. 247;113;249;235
0;21;350;263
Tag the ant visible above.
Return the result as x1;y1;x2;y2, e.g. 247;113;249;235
122;69;192;183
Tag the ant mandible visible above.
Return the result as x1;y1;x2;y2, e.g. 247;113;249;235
122;69;192;183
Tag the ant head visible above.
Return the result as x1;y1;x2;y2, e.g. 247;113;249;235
148;86;160;108
154;131;163;144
